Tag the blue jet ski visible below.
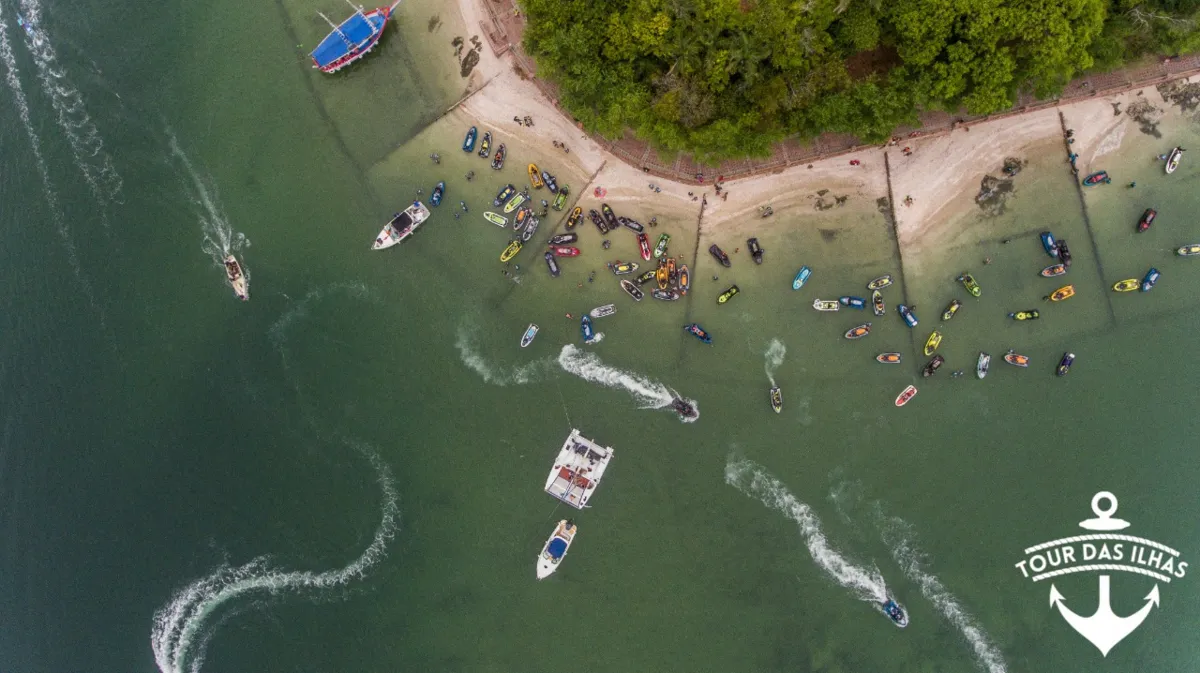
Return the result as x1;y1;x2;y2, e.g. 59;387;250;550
839;296;866;310
581;315;595;342
462;126;477;152
430;181;445;207
897;304;918;328
1040;231;1058;257
1142;267;1160;292
882;599;909;628
792;266;811;290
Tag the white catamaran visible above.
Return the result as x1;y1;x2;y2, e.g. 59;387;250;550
543;429;614;509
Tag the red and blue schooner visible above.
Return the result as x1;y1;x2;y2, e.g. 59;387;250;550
310;0;401;73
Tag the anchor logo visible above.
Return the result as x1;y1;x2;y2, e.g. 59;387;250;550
1014;491;1189;657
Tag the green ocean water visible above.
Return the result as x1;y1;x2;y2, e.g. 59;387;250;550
1;0;1199;670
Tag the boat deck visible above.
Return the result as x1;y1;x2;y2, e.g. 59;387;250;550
312;10;386;68
543;429;614;509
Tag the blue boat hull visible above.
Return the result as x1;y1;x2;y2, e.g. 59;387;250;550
462;127;477;152
839;296;866;309
1040;231;1057;257
430;182;445;207
310;7;391;73
1142;267;1160;292
581;316;595;342
897;304;918;328
792;266;811;290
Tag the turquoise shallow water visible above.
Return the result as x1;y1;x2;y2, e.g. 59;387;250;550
0;0;1199;671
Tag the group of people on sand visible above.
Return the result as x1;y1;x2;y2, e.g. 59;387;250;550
513;115;534;126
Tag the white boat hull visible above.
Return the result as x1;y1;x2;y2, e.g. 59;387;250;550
371;201;431;250
536;520;576;579
223;254;249;301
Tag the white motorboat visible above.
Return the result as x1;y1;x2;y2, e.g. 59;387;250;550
520;323;539;348
544;429;614;509
223;254;249;301
1166;146;1184;174
536;519;577;579
371;201;431;250
589;304;616;318
977;351;990;379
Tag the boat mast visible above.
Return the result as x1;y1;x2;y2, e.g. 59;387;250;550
317;10;356;51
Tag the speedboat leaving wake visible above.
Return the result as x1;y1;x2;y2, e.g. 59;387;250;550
558;345;697;422
763;338;786;387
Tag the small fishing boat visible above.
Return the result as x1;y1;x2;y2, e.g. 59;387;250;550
429;181;445;207
897;304;918;328
958;272;981;297
845;323;871;339
621;279;644;301
922;354;945;377
224;255;249;301
601;204;620;230
635;270;656;286
590;304;616;318
1040;231;1058;257
514;207;533;232
882;600;909;628
1056;239;1072;267
747;237;764;264
1112;278;1139;292
548;233;577;245
566;207;584;230
654;234;671;258
494;184;515;207
580;315;595;342
589;209;607;234
520;323;539;348
671;398;698;420
839;296;866;310
638;233;651;261
528;164;544;189
1056;352;1075;377
877;352;901;364
813;299;840;312
976;352;990;379
1082;170;1111;186
462;126;477;152
1047;284;1075;302
491;143;506;170
610;261;638;275
923;331;942;356
551;246;580;257
1040;263;1067;277
478;131;491;158
372;201;431;249
504;193;526;214
717;285;740;304
655;262;669;290
709;244;731;267
653;289;680;301
895;385;918;407
1142;267;1160;292
1176;244;1200;256
545;251;560;277
500;239;522;262
535;519;576;580
684;323;713;344
484;211;508;227
620;217;644;233
941;299;961;321
866;275;893;291
541;171;559;194
1008;310;1040;320
793;266;812;290
678;265;690;295
309;4;393;73
1004;350;1030;367
769;386;783;413
1136;208;1156;233
552;187;569;211
1166;146;1184;174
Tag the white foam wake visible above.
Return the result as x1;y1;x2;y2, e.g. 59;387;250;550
167;132;250;277
878;514;1007;673
586;332;604;344
764;338;786;387
725;457;889;604
455;322;551;386
557;345;698;421
150;443;399;673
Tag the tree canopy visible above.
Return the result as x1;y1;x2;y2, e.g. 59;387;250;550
520;0;1200;160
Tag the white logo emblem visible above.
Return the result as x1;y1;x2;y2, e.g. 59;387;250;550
1014;491;1188;656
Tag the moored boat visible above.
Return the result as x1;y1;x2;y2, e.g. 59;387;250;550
845;323;871;339
747;237;764;264
1004;350;1030;367
520;215;540;242
957;272;981;297
580;315;595;342
372;201;431;249
684;323;713;344
621;279;644;301
545;251;560;277
717;285;740;304
549;233;577;245
678;265;690;294
654;233;671;258
514;207;533;232
1082;170;1111;186
813;299;840;311
895;385;918;407
667;257;676;284
1136;208;1156;233
1057;352;1075;377
635;270;656;286
793;266;812;290
504;193;526;214
897;304;918;327
494;184;515;207
500;239;522;262
1047;284;1075;302
541;171;559;193
877;352;901;364
1040;263;1066;277
520;323;539;348
709;244;731;267
550;246;580;257
610;261;638;275
1141;267;1160;292
1056;239;1072;267
977;352;991;379
491;143;506;170
1176;244;1200;256
589;209;607;234
922;354;945;377
652;289;680;301
1040;231;1058;257
866;274;893;290
656;262;669;290
941;299;961;321
462;126;477;152
484;211;508;227
309;5;393;73
839;296;866;310
566;207;584;230
430;181;445;207
543;429;614;509
1112;278;1139;292
478;131;491;158
638;233;651;261
769;386;783;413
923;331;942;356
1166;146;1184;174
528;164;544;189
590;304;616;318
882;600;909;628
619;217;644;233
601;204;619;230
224;254;249;301
1008;310;1040;320
535;519;576;580
552;186;569;210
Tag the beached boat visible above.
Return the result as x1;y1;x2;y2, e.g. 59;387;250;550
462;126;477;152
654;233;671;258
520;323;539;348
684;323;712;344
671;398;698;420
977;352;990;379
545;251;560;277
1112;278;1139;292
619;217;644;233
1057;352;1075;377
504;193;526;214
566;207;583;230
895;385;918;407
845;323;872;339
310;4;394;74
478;131;491;158
922;354;945;377
923;331;942;356
543;429;614;509
792;266;812;290
491;143;506;170
552;187;569;211
877;352;901;364
635;270;656;286
1057;239;1072;267
610;261;638;275
551;246;580;257
484;211;507;227
653;289;680;301
549;233;577;245
866;274;893;290
589;209;607;234
1082;171;1111;186
897;304;918;327
717;285;740;304
678;265;690;295
536;519;576;580
709;244;731;267
1040;263;1067;277
500;239;522;262
541;171;558;194
882;600;909;628
839;296;866;310
655;262;669;290
1166;146;1184;174
429;181;445;207
958;272;981;297
638;233;651;261
494;184;515;207
580;315;594;342
514;207;533;232
1142;267;1160;292
769;386;782;413
1008;310;1040;320
747;237;764;264
1137;208;1157;233
1176;244;1200;256
528;164;544;189
1004;350;1030;367
1047;284;1075;302
590;304;615;318
621;279;644;301
1040;231;1058;257
601;204;619;231
813;299;840;312
371;200;431;249
224;254;249;301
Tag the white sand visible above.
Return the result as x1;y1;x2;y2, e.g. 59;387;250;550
452;0;507;84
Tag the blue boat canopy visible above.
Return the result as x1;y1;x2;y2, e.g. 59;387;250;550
547;538;568;559
312;12;384;68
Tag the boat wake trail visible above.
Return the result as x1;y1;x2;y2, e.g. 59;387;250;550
150;442;399;673
558;345;697;421
764;339;786;387
17;0;123;206
725;457;889;604
167;133;250;271
455;321;552;386
586;332;604;344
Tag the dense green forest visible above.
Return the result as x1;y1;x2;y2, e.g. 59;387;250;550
519;0;1200;160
